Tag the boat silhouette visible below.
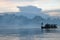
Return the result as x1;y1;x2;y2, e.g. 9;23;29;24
41;23;57;29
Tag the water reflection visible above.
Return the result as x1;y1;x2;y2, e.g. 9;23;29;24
18;28;59;36
41;29;58;33
0;28;60;40
18;28;60;40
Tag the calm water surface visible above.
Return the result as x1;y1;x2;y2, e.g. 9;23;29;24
0;27;60;40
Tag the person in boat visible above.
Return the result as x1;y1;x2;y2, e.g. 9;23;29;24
43;23;51;29
41;22;44;27
41;23;57;29
50;24;57;28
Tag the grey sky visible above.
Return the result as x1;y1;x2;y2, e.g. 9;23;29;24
0;0;60;16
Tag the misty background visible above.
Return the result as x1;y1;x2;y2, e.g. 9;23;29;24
0;6;60;29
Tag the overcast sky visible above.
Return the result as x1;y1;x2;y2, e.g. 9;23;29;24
0;0;60;13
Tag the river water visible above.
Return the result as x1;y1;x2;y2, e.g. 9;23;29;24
0;27;60;40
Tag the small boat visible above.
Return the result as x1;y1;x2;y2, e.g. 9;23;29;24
41;24;57;29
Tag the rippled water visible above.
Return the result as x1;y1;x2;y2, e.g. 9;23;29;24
0;27;60;40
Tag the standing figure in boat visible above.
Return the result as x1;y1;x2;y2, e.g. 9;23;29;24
41;22;43;27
